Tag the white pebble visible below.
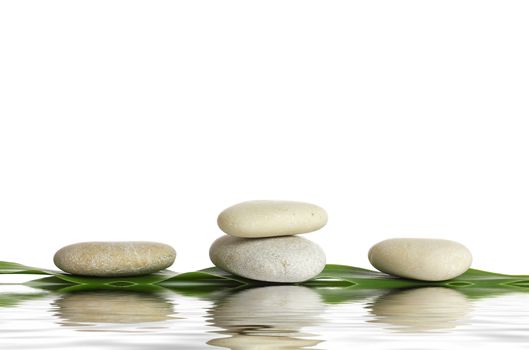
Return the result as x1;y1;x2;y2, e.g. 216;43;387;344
217;200;328;238
368;238;472;281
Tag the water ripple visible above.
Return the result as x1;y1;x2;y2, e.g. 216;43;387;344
2;287;529;349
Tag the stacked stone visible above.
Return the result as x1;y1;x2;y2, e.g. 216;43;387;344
209;200;328;283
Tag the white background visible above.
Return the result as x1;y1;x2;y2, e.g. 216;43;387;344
1;1;528;274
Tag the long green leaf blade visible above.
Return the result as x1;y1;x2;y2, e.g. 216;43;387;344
2;261;529;293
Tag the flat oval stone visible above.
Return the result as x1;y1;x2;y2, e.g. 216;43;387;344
217;200;328;238
53;241;176;277
368;238;472;281
209;235;326;282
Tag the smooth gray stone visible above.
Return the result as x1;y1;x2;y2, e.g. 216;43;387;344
368;238;472;281
53;241;176;277
209;235;326;283
217;200;328;238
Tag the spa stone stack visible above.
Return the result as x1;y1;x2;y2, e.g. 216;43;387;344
210;200;328;283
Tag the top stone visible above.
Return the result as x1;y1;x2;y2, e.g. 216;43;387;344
217;200;328;238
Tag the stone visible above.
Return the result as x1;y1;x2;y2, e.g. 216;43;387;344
368;238;472;281
53;241;176;277
217;200;328;238
209;235;326;282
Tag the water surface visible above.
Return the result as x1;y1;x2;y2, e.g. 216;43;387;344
1;284;529;349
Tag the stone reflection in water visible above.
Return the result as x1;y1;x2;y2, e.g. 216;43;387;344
369;287;472;332
53;291;175;328
208;285;325;349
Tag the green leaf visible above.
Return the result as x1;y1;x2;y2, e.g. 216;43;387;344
0;261;55;275
2;261;529;297
304;265;529;303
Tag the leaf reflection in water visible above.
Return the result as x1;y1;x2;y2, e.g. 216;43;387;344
207;285;325;349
